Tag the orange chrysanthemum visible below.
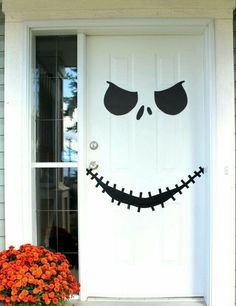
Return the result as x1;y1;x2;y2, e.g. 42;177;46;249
0;244;80;306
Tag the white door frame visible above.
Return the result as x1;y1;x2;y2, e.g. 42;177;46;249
4;18;235;306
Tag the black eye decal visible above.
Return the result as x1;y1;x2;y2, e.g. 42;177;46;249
154;81;188;115
104;81;138;116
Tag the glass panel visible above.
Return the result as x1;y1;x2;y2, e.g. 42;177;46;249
0;52;4;69
35;36;77;162
36;168;78;270
0;24;4;36
0;36;4;52
0;68;4;84
36;119;63;162
0;84;4;102
36;36;57;78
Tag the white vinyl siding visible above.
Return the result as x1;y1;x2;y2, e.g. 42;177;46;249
234;11;236;305
0;7;4;251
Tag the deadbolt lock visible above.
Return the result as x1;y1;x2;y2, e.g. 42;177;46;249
89;141;99;150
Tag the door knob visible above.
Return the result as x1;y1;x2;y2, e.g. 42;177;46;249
89;161;99;170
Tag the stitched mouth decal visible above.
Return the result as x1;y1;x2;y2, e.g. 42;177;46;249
86;167;204;212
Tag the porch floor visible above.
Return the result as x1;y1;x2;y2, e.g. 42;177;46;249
71;300;206;306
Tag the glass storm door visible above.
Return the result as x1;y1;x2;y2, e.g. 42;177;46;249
85;35;206;298
34;36;79;277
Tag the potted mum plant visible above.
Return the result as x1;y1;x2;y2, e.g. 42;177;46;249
0;244;80;306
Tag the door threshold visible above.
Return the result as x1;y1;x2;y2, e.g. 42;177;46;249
70;297;206;306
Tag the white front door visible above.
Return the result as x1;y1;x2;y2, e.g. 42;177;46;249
84;34;206;298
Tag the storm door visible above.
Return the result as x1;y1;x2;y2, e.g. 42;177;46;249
85;35;207;298
33;36;79;277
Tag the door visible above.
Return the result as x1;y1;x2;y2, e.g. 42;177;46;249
84;35;206;298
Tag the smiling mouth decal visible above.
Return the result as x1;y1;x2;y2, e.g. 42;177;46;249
86;167;204;212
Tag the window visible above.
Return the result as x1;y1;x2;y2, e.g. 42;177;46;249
33;36;78;275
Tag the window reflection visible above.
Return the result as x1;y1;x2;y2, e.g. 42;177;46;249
35;36;78;162
36;168;78;269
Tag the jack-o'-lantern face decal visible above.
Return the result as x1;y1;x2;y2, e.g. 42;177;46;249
86;81;204;212
104;81;188;119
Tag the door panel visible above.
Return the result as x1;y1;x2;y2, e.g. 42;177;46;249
85;35;206;298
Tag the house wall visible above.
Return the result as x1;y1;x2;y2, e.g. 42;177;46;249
1;0;235;20
0;8;4;251
233;22;236;298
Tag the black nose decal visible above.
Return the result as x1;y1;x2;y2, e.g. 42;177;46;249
136;105;145;120
104;81;138;116
147;107;152;115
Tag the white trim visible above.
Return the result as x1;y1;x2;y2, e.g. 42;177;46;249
21;24;34;244
23;18;211;36
3;18;235;306
77;33;88;301
203;21;216;306
208;19;235;306
4;22;35;247
31;34;37;246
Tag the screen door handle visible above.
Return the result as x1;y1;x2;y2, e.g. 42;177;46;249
89;161;99;170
